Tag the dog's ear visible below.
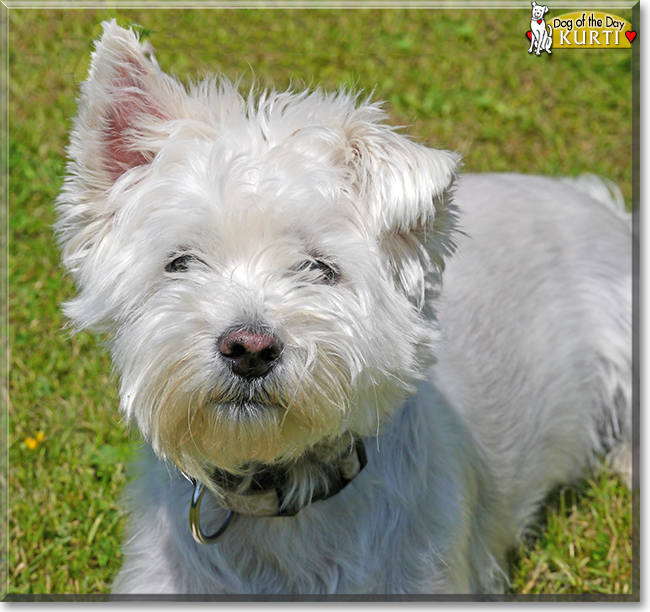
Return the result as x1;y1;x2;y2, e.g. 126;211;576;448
56;20;196;301
66;20;190;192
343;112;461;305
345;118;460;236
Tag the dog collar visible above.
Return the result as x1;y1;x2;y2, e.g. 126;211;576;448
188;438;367;545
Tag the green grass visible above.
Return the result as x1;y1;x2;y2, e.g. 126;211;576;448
7;7;635;598
509;475;633;596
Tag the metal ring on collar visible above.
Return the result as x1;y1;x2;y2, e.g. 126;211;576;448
189;481;236;545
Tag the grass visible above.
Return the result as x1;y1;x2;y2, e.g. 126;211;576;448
508;475;633;596
6;7;635;598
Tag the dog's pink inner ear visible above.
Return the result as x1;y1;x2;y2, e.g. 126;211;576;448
103;64;167;180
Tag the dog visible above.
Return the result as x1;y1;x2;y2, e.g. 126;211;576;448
529;1;553;55
55;21;632;594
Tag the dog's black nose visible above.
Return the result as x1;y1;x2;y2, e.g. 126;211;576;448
218;330;283;380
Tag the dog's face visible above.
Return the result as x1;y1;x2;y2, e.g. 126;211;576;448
56;21;459;485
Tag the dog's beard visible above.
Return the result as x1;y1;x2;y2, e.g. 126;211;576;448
111;302;431;498
111;305;415;490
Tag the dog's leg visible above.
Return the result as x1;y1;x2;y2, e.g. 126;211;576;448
545;26;553;53
532;28;543;55
528;27;536;53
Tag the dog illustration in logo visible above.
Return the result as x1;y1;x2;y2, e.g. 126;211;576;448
528;1;553;55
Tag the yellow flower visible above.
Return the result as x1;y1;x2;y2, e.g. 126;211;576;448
24;431;45;450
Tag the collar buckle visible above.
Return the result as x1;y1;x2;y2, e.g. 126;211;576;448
189;482;236;544
188;438;367;545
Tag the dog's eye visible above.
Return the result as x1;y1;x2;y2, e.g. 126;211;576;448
295;258;340;285
165;253;204;274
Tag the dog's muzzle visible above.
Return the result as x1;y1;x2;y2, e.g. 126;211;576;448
188;438;367;545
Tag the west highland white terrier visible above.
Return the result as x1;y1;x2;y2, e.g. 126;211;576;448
56;21;632;595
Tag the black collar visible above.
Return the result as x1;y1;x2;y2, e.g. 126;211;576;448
189;438;367;544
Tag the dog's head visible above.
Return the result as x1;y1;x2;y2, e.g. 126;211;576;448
56;21;460;490
531;1;549;20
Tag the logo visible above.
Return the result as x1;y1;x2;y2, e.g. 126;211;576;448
526;4;636;52
527;2;553;56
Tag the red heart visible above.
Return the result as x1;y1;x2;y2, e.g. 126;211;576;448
537;19;542;24
626;31;637;43
526;31;532;40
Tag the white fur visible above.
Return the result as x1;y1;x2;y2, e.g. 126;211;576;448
56;21;632;594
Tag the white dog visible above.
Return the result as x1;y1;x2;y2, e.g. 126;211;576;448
529;1;553;55
56;21;632;594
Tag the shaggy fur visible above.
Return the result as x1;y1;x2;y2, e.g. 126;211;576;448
56;21;632;595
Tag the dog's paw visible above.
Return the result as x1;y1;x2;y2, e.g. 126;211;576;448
606;442;632;489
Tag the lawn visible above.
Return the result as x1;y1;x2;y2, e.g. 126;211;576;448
6;6;636;598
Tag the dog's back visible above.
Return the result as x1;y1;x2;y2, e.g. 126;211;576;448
433;173;632;537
